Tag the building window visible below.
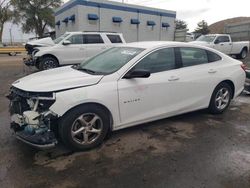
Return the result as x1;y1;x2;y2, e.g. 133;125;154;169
147;21;156;26
62;17;69;23
162;22;170;28
69;15;75;22
88;14;99;21
131;19;140;25
112;17;123;23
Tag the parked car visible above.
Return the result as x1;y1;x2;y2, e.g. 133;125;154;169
24;32;126;70
190;34;249;59
0;43;25;56
8;41;245;150
186;33;195;42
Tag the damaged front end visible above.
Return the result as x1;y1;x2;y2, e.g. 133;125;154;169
7;87;58;149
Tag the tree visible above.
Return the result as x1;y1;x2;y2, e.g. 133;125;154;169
0;0;13;43
11;0;62;37
175;19;187;30
194;20;210;35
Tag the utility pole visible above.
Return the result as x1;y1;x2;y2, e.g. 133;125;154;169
9;28;13;45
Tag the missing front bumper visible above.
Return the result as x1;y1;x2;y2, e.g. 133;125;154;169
12;123;58;149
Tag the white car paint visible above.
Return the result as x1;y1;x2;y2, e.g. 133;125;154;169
33;32;126;65
13;41;245;131
191;34;249;57
27;37;55;47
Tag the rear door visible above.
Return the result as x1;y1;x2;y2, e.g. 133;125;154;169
214;36;232;54
175;47;223;109
83;34;108;60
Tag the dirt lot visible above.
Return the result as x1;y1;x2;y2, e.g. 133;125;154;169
1;54;250;188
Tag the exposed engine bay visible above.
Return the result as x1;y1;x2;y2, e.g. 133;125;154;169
7;87;58;149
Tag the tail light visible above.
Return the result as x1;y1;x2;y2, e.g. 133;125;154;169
241;64;247;71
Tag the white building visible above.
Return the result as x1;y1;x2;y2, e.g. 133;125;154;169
54;0;176;42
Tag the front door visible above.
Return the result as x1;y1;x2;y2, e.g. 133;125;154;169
214;36;232;54
118;47;181;126
58;34;86;65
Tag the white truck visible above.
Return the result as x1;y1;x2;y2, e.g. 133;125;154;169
24;32;126;70
190;34;249;59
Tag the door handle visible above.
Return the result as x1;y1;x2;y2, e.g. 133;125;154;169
208;69;217;73
220;43;224;46
168;76;180;81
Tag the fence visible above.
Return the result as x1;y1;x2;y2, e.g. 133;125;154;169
224;21;250;42
174;29;188;42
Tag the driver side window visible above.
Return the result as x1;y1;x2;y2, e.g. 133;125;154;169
133;48;176;73
68;35;84;44
216;36;230;43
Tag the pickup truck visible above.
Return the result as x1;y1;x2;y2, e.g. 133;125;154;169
0;43;25;56
190;34;249;59
24;32;126;70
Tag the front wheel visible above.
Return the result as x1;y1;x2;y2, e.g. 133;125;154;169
39;56;59;71
208;82;232;114
59;105;110;151
8;52;17;56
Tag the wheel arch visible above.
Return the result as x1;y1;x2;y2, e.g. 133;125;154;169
61;102;114;131
41;54;59;64
242;46;248;51
215;80;235;99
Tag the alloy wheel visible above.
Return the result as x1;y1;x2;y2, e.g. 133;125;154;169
71;113;103;145
215;88;230;110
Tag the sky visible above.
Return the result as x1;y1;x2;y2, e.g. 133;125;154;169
110;0;250;31
2;0;250;42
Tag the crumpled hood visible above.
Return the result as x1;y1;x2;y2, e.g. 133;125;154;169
27;37;55;47
12;66;104;92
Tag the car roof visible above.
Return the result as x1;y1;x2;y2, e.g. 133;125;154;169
65;31;122;35
120;41;206;50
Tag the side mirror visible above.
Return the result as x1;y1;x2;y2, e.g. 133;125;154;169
124;69;151;79
214;39;220;44
63;40;71;45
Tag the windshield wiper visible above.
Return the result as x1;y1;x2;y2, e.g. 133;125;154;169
77;67;97;74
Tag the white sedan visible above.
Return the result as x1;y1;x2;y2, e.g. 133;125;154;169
8;42;245;150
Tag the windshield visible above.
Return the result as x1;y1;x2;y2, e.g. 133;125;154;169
78;47;144;75
54;33;70;44
196;35;216;42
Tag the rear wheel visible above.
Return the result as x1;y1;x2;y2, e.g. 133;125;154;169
39;56;59;71
208;82;232;114
59;105;110;151
237;48;248;59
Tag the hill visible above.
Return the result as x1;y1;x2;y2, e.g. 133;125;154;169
208;17;250;34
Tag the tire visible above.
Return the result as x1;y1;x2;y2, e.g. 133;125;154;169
59;105;110;151
38;56;59;71
237;48;248;59
208;82;232;114
8;52;17;56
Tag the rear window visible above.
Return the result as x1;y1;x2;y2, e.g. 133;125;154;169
107;35;123;43
83;35;104;44
180;47;209;67
207;50;222;62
